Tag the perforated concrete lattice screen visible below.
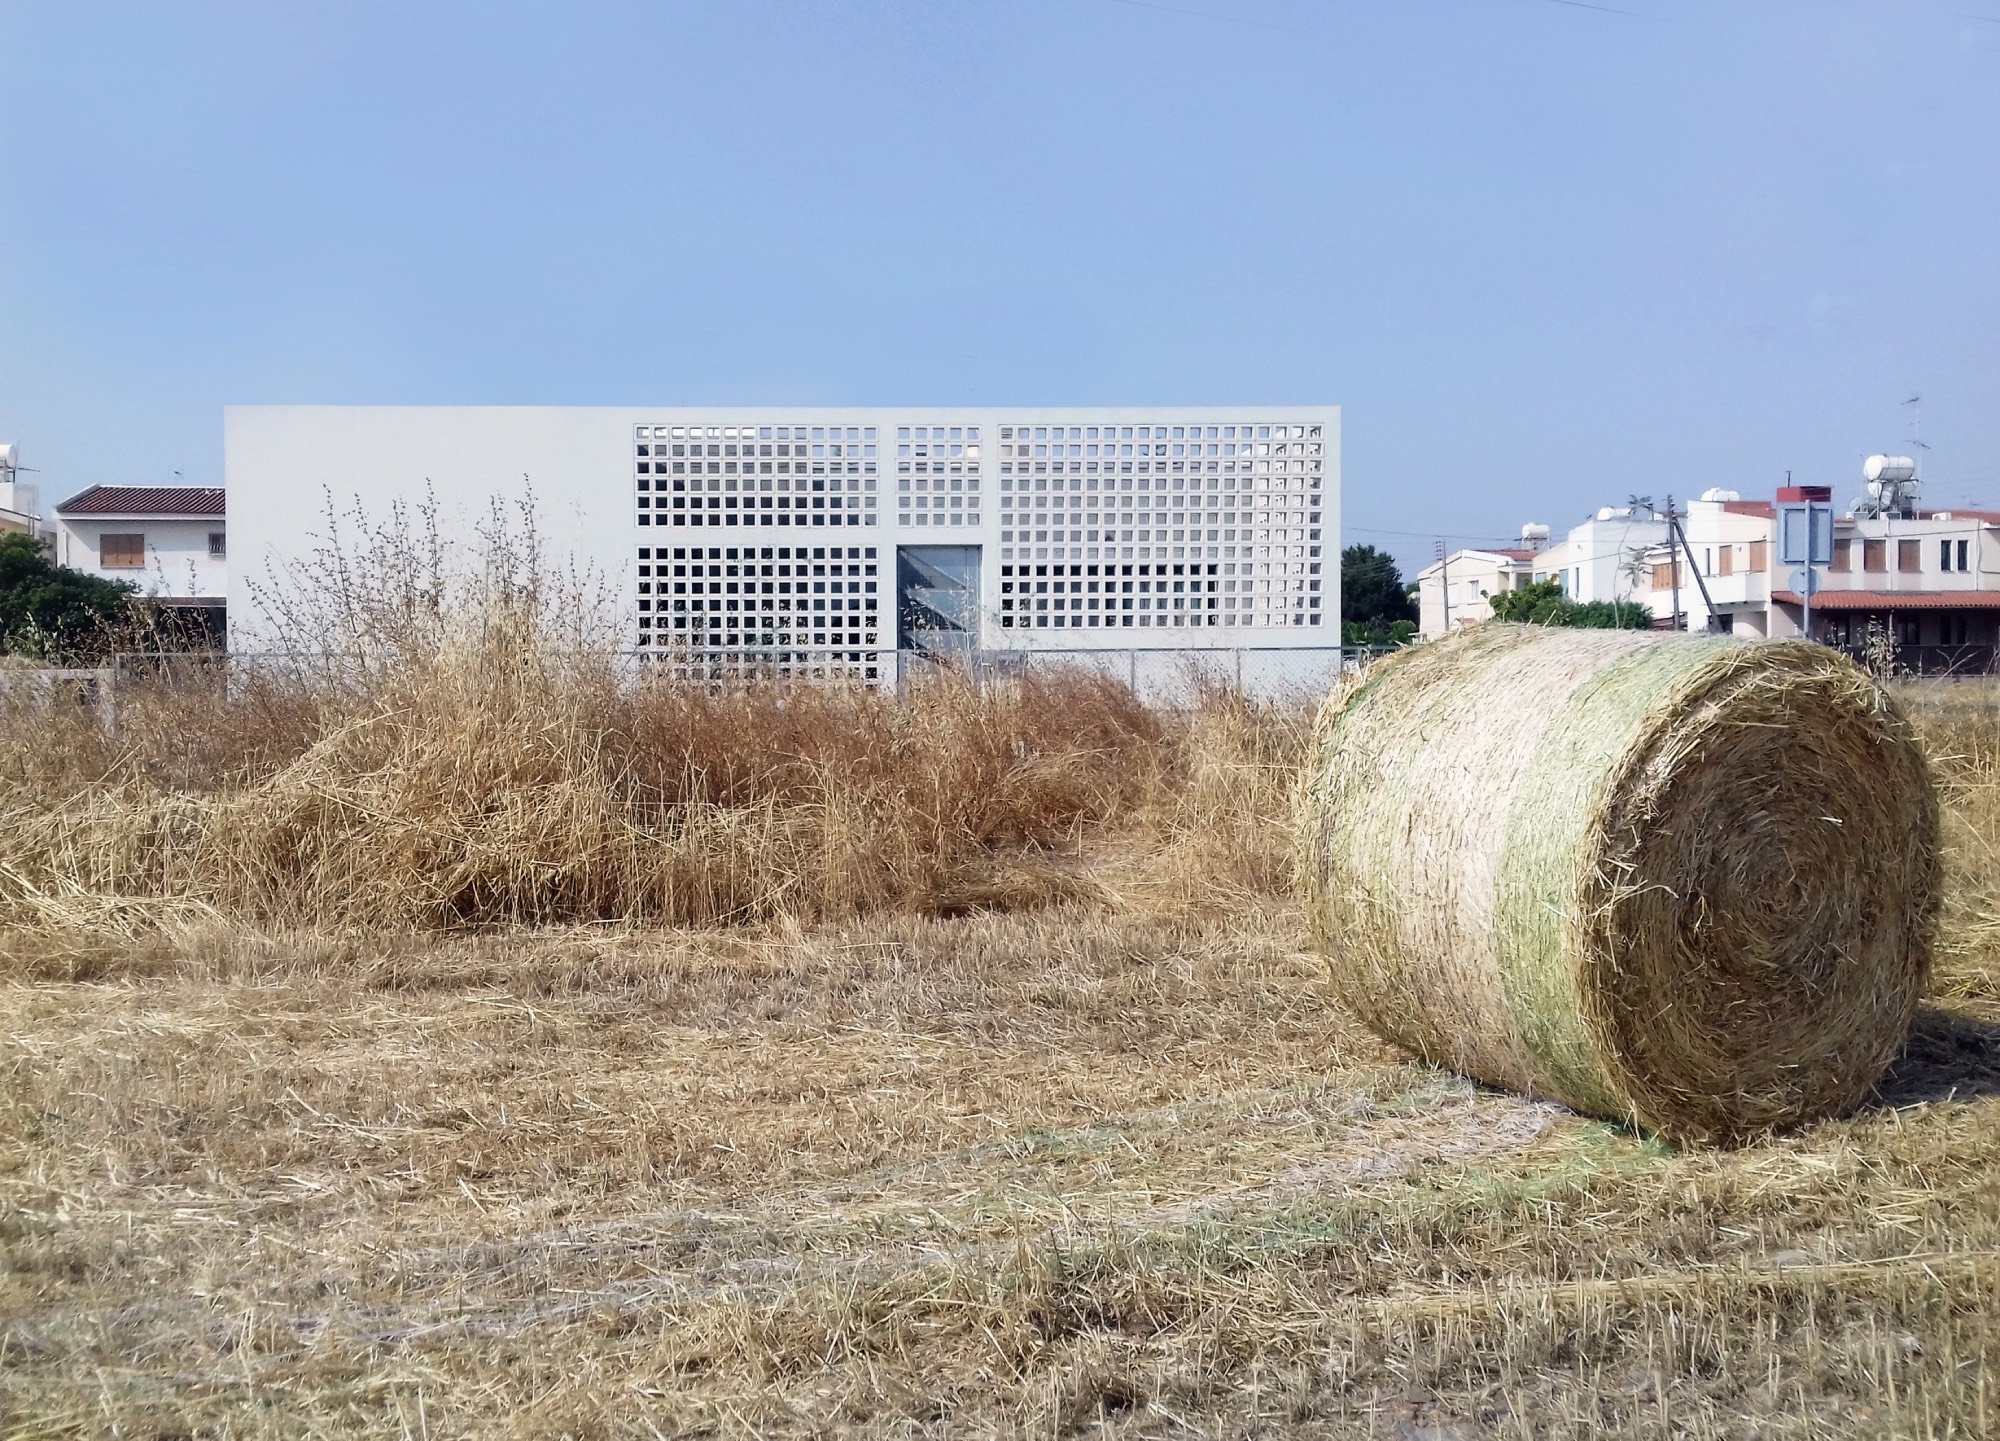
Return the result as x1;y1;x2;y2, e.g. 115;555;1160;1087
995;418;1328;631
897;426;981;528
636;423;878;530
637;544;884;680
622;410;1333;657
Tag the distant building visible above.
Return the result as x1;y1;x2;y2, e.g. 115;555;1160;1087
52;485;227;639
1457;469;1999;673
0;498;33;539
1415;532;1545;638
1530;506;1671;608
1623;491;1772;634
0;445;37;538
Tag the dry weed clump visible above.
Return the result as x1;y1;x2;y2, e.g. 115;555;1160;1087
1904;679;2000;1000
0;503;1302;937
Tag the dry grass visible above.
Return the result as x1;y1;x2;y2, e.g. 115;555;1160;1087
1;590;1998;1435
0;643;1303;940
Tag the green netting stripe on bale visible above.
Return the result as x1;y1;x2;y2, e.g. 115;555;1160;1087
1296;624;1939;1144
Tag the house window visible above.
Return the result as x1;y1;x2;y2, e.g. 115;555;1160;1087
1718;546;1734;577
1830;537;1850;572
100;533;145;568
208;532;227;559
1898;538;1921;573
1958;539;1970;572
1748;542;1767;573
1651;561;1677;590
1863;539;1886;572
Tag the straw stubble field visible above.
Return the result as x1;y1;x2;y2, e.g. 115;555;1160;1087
2;643;1998;1438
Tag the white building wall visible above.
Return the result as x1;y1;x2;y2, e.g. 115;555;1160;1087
54;516;226;598
225;406;631;645
1415;549;1532;638
0;479;41;537
1532;512;1668;614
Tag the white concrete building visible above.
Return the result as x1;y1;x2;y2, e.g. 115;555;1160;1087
1531;506;1670;607
1414;544;1541;639
51;486;227;634
0;445;39;538
1625;492;1775;635
225;406;1340;690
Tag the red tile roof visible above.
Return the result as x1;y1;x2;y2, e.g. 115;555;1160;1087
1918;508;2000;524
55;485;225;517
1771;589;2000;610
1723;501;1775;518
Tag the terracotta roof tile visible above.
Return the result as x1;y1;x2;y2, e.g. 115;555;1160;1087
54;485;225;518
1771;589;2000;610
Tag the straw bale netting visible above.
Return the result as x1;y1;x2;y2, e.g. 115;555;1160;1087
1296;625;1940;1143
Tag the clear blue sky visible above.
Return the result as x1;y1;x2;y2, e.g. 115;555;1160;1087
3;0;1995;580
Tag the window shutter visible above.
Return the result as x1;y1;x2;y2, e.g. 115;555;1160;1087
99;533;145;568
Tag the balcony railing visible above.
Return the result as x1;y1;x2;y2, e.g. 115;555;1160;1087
1826;642;1996;677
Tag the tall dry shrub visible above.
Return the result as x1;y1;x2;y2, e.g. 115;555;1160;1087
0;495;1214;935
1905;681;2000;996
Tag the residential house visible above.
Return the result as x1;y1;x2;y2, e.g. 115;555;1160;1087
1628;491;1774;634
0;445;37;538
1615;482;1999;671
1531;506;1671;609
51;485;227;642
1415;532;1545;638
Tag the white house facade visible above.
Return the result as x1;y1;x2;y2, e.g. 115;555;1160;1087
51;484;227;604
1414;545;1540;638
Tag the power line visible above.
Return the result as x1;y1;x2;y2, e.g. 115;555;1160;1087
1344;524;1528;544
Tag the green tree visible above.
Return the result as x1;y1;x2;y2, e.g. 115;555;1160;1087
1568;599;1654;629
1488;577;1567;624
1488;575;1650;630
0;531;136;660
1341;545;1417;646
1342;617;1417;647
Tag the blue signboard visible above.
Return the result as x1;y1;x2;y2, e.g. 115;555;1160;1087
1777;503;1833;566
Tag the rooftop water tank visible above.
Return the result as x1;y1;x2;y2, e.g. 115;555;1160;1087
1863;455;1917;484
1699;487;1742;503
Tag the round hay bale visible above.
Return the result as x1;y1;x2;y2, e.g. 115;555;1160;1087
1296;625;1939;1143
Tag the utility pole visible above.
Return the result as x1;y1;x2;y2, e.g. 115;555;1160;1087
1665;495;1682;631
1669;506;1719;633
1437;539;1451;634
